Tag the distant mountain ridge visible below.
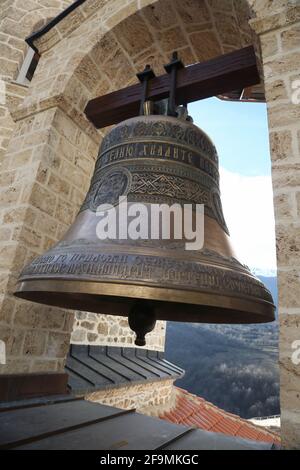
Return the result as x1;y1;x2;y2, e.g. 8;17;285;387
251;268;277;278
165;276;279;419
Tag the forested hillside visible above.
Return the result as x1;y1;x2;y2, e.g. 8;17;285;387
165;276;279;418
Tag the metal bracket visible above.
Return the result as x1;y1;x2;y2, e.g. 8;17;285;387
164;51;185;117
136;64;156;116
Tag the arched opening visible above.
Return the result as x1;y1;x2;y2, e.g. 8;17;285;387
56;0;277;418
3;0;277;381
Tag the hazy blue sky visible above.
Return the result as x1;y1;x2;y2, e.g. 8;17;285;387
190;98;276;273
189;98;272;177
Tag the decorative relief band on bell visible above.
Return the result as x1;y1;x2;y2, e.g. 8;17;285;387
19;249;273;304
80;159;229;234
130;172;210;202
100;118;219;165
98;141;219;181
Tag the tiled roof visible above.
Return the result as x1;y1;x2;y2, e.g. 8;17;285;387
159;387;281;446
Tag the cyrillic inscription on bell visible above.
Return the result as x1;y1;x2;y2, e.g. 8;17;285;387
15;114;275;346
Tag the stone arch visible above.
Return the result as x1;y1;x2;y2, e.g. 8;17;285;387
21;0;260;130
72;0;257;94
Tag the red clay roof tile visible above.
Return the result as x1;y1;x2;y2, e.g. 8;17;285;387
159;387;280;446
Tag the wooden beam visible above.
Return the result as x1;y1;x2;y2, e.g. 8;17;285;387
85;46;260;129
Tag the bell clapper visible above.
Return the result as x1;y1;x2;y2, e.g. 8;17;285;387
128;301;157;347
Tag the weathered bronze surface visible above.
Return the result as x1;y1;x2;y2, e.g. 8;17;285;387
15;115;275;343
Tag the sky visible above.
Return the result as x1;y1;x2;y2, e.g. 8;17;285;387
189;98;277;274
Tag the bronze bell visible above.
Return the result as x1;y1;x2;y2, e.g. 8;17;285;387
15;113;275;345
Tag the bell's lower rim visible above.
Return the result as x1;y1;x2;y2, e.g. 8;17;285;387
15;278;275;324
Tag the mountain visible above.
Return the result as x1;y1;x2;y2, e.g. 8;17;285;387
165;276;279;419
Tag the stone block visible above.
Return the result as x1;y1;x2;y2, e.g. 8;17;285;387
87;333;98;342
0;245;17;270
39;308;68;330
274;193;294;220
12;225;43;249
114;14;153;57
265;79;288;102
272;164;300;190
30;359;58;373
157;26;187;53
14;301;42;329
281;410;300;450
264;51;300;79
268;103;300;128
260;32;279;58
46;331;71;358
74;55;102;92
71;328;87;343
276;223;300;266
30;183;57;217
48;172;70;197
23;330;46;356
90;31;119;66
280;273;300;312
190;30;222;61
213;12;243;47
0;296;15;324
281;24;300;51
296;191;300;217
143;1;177;30
81;321;95;331
174;0;210;24
97;321;112;336
269;130;293;161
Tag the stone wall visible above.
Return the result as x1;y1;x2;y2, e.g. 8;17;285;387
72;313;166;351
0;2;79;374
0;106;98;373
0;0;74;160
250;0;300;450
87;378;175;415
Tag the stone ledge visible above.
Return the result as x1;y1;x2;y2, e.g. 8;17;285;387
10;94;101;144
